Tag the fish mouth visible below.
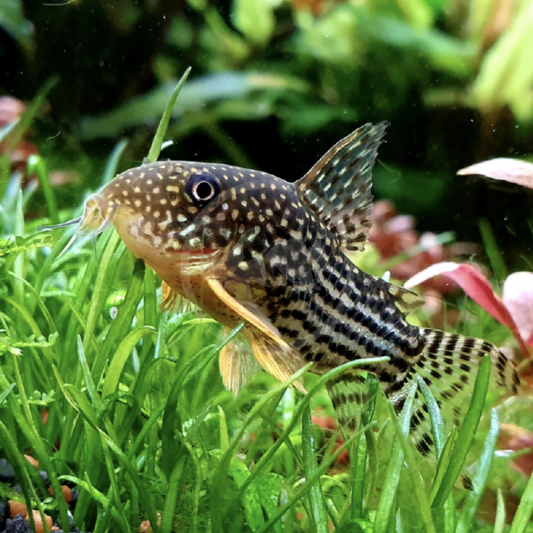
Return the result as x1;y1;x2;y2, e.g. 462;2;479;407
78;194;118;236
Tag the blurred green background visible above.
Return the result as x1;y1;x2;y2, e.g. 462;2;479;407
2;0;533;259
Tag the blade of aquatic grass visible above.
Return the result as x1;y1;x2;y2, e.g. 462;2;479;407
3;77;56;152
479;218;506;282
82;230;121;357
0;383;16;405
57;346;127;533
101;139;128;186
145;67;192;163
159;327;242;481
302;403;329;533
456;409;499;533
12;191;25;308
494;488;506;533
61;474;128;530
432;355;491;509
57;231;113;365
0;117;19;143
351;374;380;520
143;265;158;327
242;389;294;469
32;225;86;298
509;455;533;533
161;451;189;533
8;271;57;335
77;335;100;408
431;427;458;505
101;326;157;399
389;405;436;533
27;155;60;225
96;436;132;533
209;362;305;533
417;376;446;456
364;420;379;514
226;361;386;533
417;376;456;532
0;299;56;394
374;382;418;533
94;256;146;386
136;265;159;360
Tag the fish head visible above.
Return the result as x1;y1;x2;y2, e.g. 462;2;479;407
81;161;308;311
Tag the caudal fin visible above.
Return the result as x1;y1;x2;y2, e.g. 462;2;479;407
386;329;519;454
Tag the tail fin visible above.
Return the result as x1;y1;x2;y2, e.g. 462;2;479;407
327;329;519;456
386;329;519;454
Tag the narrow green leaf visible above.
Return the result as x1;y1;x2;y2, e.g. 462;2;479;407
374;382;418;533
101;138;128;186
432;355;492;509
0;382;15;404
145;67;192;163
27;155;60;225
457;409;499;533
302;403;329;533
479;218;506;282
509;454;533;533
77;335;100;408
161;454;189;533
236;358;389;500
417;375;446;457
494;488;506;533
101;326;157;399
387;392;437;533
351;375;379;519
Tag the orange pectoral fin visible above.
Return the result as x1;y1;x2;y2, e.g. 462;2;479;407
219;333;261;395
247;330;307;393
206;277;291;350
159;281;199;314
206;277;307;392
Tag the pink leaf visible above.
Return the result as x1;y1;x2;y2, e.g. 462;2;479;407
503;272;533;348
405;262;531;356
457;158;533;189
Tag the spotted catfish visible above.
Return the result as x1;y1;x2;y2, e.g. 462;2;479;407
73;122;519;452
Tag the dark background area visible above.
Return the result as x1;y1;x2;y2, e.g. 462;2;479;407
2;0;533;265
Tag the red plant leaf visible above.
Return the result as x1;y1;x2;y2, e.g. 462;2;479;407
405;262;531;356
457;158;533;189
503;272;533;348
498;423;533;477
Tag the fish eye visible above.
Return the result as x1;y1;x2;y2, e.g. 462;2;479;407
187;173;220;205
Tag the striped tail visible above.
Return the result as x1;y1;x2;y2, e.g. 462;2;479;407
328;329;519;456
387;329;519;454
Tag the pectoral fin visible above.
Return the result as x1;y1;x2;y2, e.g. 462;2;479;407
219;333;261;395
247;329;307;393
160;281;199;314
206;277;291;350
207;277;307;392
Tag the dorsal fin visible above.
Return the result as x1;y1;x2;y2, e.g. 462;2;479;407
387;283;425;315
295;122;388;251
